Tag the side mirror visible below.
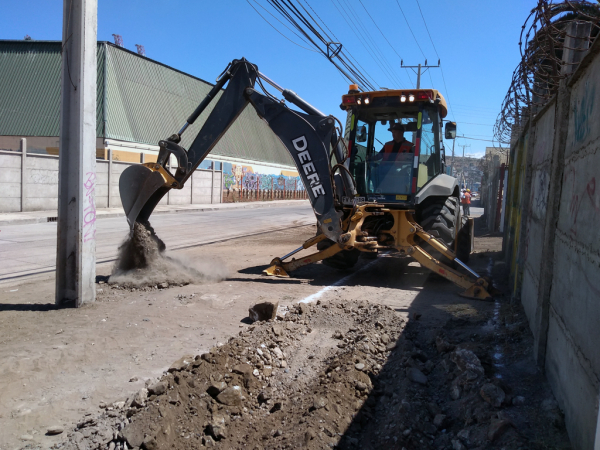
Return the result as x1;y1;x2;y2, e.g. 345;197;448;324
356;125;367;142
445;122;457;140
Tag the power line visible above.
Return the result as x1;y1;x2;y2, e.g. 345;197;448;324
394;0;427;58
246;0;319;53
300;0;379;88
357;0;414;87
329;0;401;88
340;0;405;88
262;0;377;90
456;136;497;142
414;0;439;59
412;0;456;122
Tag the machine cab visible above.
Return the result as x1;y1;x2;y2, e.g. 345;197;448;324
341;88;450;205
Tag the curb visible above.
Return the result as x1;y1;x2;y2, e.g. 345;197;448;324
0;200;310;226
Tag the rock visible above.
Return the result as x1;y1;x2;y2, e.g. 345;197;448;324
142;435;158;450
248;301;278;322
46;425;64;435
20;435;34;441
355;363;365;371
203;435;216;446
148;381;167;396
216;386;242;406
232;364;254;377
480;383;505;407
272;324;283;336
96;425;114;445
456;428;470;442
304;429;316;444
167;392;180;404
450;384;461;400
451;439;467;450
130;388;148;408
208;414;227;440
298;302;309;314
108;443;115;450
272;347;284;359
386;342;397;351
122;425;145;448
355;381;368;391
207;381;227;397
487;418;511;441
450;349;484;377
436;336;455;353
168;355;194;372
274;429;282;437
433;414;446;428
280;360;288;368
263;367;273;377
512;395;525;406
406;367;428;385
380;333;390;344
333;330;343;339
313;396;328;409
129;376;139;382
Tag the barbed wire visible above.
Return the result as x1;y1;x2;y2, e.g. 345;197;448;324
493;0;600;147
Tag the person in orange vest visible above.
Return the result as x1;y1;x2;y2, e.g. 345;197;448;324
374;122;414;161
461;188;471;215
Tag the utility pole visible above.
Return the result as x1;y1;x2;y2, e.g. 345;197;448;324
56;0;97;307
401;59;440;89
458;143;470;158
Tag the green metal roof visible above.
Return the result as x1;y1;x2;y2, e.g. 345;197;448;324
0;40;293;167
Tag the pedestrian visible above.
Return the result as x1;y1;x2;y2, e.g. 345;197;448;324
461;189;471;216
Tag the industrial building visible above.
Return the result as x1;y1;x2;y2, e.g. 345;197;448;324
0;40;303;212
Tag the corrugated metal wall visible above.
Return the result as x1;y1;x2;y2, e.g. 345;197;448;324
0;40;294;167
0;41;62;136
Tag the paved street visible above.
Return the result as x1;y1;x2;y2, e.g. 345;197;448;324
0;202;483;282
0;204;315;281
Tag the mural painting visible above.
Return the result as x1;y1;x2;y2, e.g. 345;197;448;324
222;162;305;192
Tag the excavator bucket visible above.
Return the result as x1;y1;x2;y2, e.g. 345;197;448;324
119;163;169;230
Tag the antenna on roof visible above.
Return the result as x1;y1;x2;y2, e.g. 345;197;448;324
24;35;32;40
112;34;123;47
135;44;146;56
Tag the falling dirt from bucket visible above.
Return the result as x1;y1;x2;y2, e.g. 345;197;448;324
108;222;229;287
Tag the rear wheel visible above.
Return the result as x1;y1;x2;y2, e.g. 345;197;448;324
417;196;459;265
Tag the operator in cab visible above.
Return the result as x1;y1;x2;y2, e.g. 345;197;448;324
373;122;414;161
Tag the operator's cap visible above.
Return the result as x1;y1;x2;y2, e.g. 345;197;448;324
388;122;405;132
467;189;471;192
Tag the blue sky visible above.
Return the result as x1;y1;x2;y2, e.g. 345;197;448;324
2;0;535;158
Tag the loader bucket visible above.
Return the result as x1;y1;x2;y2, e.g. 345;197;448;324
119;163;169;230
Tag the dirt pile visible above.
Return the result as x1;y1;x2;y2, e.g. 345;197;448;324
46;298;570;450
108;222;229;288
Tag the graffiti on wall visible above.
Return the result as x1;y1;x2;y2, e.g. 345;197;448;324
222;163;305;191
563;164;599;237
572;81;595;144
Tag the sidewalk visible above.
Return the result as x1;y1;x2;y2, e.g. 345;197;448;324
0;200;310;226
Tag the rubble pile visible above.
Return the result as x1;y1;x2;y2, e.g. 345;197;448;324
46;299;570;450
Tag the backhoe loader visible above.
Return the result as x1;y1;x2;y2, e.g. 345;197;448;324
118;58;493;300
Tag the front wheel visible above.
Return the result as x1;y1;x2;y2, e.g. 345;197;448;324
417;196;459;265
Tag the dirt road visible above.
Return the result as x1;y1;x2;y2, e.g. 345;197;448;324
0;212;570;449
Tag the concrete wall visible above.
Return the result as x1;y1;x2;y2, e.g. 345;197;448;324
503;36;600;450
0;150;222;213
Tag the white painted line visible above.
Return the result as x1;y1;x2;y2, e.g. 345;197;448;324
299;259;381;304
